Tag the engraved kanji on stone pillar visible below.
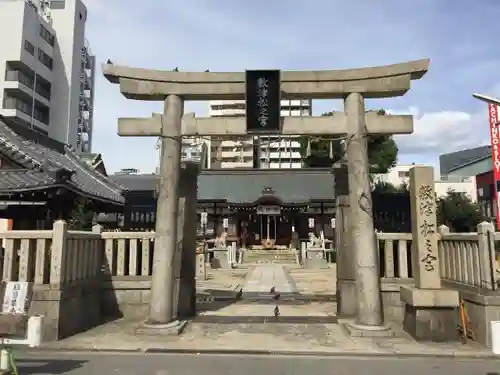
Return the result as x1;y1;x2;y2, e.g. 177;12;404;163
409;166;441;289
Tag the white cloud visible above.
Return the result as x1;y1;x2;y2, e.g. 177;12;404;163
393;106;491;165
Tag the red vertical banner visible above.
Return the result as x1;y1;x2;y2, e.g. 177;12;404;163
488;103;500;230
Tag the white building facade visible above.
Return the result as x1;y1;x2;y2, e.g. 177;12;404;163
206;99;312;169
0;0;95;153
373;164;478;202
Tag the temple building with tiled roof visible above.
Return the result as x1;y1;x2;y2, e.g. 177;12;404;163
0;119;125;229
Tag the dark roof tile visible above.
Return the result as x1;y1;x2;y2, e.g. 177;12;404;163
110;174;158;191
0;170;56;191
198;169;334;203
111;169;335;203
0;120;125;204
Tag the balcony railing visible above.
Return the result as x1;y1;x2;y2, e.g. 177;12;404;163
5;70;51;101
5;70;34;89
3;97;49;125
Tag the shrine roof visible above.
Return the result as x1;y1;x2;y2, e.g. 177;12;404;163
198;169;334;203
111;169;335;203
110;173;158;191
0;120;125;204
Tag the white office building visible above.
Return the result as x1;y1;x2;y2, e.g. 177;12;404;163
372;164;478;202
206;99;311;169
0;0;95;153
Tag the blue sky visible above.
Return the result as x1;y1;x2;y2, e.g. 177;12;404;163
83;0;500;174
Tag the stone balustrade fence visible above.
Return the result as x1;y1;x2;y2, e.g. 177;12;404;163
0;220;498;292
375;221;499;291
101;232;155;277
0;221;103;285
376;232;412;279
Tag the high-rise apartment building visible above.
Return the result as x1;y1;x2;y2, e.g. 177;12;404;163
206;99;312;169
0;0;95;153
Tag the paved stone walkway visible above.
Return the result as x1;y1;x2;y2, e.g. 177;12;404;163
34;264;492;360
243;264;297;294
34;266;495;358
38;318;493;358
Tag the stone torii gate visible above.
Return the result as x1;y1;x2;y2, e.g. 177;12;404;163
103;59;429;335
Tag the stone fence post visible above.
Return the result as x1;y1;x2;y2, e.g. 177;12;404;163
438;225;449;278
477;221;496;290
50;220;68;284
92;224;104;276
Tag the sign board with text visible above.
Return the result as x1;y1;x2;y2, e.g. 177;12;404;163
245;70;281;133
256;205;281;215
488;103;500;230
2;281;32;314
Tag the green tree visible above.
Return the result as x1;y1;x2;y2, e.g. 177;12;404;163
437;190;486;232
372;180;409;194
299;109;398;172
68;198;94;230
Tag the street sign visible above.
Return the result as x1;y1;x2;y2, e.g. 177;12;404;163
245;70;281;133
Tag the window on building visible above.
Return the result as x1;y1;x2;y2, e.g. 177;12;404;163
398;171;409;178
38;49;53;70
40;25;55;47
35;77;51;100
24;40;35;56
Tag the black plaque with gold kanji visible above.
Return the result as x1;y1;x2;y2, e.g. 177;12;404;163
245;70;281;133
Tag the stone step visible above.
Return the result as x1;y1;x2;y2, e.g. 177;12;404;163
243;250;297;264
245;254;296;258
248;259;296;265
244;250;296;255
244;254;296;259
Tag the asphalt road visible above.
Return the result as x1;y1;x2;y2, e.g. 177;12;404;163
12;352;500;375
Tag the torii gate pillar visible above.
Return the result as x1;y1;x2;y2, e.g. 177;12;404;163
344;92;386;332
146;95;184;331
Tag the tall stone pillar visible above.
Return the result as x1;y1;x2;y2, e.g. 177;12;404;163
343;92;389;335
400;166;459;342
333;163;357;317
144;95;184;332
177;166;199;318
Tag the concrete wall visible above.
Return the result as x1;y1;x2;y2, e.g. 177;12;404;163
443;280;500;347
381;279;414;323
101;278;151;319
29;279;102;342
